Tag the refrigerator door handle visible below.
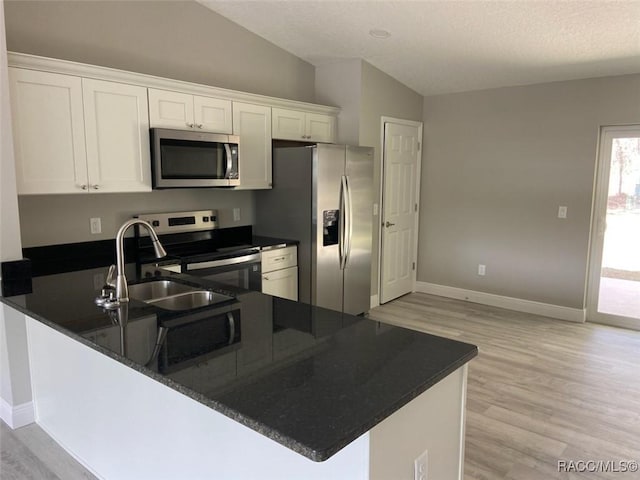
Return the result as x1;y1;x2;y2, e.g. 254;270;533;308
339;175;348;270
344;175;353;267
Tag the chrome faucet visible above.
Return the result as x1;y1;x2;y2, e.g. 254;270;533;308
97;219;166;309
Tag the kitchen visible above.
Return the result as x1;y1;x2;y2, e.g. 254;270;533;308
2;1;640;479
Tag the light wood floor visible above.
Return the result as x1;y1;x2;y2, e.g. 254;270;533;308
2;292;639;479
369;293;640;480
0;419;96;479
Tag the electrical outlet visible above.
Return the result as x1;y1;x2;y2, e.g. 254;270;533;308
558;206;568;219
414;450;428;480
478;264;486;276
90;217;102;234
233;208;241;222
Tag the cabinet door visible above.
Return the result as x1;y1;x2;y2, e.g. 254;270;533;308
148;88;194;129
83;79;152;193
306;113;336;143
232;102;272;189
9;68;88;194
262;266;298;301
272;107;306;141
194;96;232;133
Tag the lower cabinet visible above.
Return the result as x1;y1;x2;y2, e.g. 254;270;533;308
261;246;298;301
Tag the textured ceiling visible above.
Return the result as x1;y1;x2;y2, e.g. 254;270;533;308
200;0;640;96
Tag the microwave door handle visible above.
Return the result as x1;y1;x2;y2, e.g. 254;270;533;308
224;144;232;179
226;312;235;345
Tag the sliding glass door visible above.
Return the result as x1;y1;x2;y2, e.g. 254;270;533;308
587;125;640;330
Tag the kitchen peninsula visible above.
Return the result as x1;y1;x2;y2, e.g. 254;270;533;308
1;263;477;480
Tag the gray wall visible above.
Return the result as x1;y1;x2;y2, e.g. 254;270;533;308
359;62;423;299
4;0;315;102
4;0;317;247
18;190;255;247
316;60;423;299
419;74;640;309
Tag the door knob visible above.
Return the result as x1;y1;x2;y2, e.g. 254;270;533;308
385;221;395;228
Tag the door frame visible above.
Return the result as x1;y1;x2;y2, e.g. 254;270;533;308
586;124;640;330
376;116;423;307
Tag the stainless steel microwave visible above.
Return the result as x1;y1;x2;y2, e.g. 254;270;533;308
150;128;240;188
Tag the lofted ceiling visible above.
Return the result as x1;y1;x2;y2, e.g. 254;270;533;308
199;0;640;97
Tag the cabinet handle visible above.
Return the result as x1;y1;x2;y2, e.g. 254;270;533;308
92;184;99;190
80;184;88;190
196;124;203;129
263;275;269;281
186;122;194;128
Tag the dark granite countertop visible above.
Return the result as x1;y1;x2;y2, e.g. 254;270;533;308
1;263;477;462
251;235;298;250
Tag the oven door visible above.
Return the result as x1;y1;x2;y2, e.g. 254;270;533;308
151;128;239;188
185;252;262;292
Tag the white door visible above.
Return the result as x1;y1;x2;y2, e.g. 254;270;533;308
380;121;422;304
193;95;232;133
83;79;152;192
148;88;194;129
587;125;640;330
9;68;88;194
232;102;272;189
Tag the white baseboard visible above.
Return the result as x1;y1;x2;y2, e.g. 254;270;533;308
415;282;586;323
370;294;379;309
0;397;35;429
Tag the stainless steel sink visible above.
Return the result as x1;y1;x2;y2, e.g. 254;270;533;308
128;280;199;301
145;291;233;311
128;280;233;311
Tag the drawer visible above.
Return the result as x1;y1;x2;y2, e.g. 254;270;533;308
261;246;297;273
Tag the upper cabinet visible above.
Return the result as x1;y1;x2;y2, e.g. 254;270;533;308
272;108;336;143
9;68;151;194
232;102;272;190
82;79;151;193
8;53;339;193
148;88;232;133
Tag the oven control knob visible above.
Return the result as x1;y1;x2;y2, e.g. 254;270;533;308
210;216;216;222
152;220;160;227
203;216;209;222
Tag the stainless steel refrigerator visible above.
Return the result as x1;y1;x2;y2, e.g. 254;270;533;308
255;143;373;315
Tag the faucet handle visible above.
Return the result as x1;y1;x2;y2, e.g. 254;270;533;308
105;264;116;288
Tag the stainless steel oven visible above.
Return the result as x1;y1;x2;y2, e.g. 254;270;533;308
150;128;239;188
183;252;262;291
135;210;262;293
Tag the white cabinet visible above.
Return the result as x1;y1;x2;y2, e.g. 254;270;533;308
232;102;272;190
82;79;151;193
272;108;336;143
9;69;88;194
261;246;298;301
9;68;152;194
148;88;232;133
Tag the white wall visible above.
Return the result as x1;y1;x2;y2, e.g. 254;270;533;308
0;0;32;428
0;0;21;261
419;74;640;309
